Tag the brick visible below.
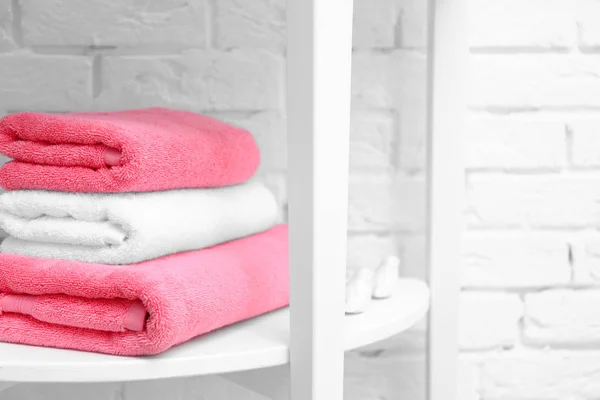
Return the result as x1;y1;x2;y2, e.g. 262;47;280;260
350;110;395;171
352;0;427;49
347;234;399;271
215;0;285;51
213;111;286;171
570;231;600;283
461;231;571;287
348;173;394;232
353;0;398;49
351;51;427;172
4;382;121;400
468;0;575;49
397;99;427;172
345;352;426;400
481;351;600;400
459;292;523;350
387;52;428;172
466;173;600;228
20;0;206;47
466;115;566;169
470;54;600;108
578;0;600;51
524;289;600;345
398;234;427;280
348;173;425;233
0;54;92;111
0;0;15;52
352;52;393;109
352;50;427;109
396;0;428;49
570;119;600;167
394;174;426;232
458;356;482;400
97;50;283;111
352;51;428;172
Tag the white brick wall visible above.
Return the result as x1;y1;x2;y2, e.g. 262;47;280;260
577;0;600;51
0;0;15;52
461;231;571;287
1;0;599;399
470;55;600;109
459;292;523;350
215;0;285;51
98;50;283;111
570;119;600;167
480;352;600;400
468;0;576;49
20;0;208;47
466;114;567;169
0;54;92;110
463;2;600;400
524;289;600;345
466;173;600;228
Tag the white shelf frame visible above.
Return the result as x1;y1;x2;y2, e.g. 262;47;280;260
426;0;465;399
287;0;354;399
287;0;465;399
0;0;465;399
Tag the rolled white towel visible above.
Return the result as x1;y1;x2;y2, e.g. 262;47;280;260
372;256;400;299
0;180;279;265
345;268;373;314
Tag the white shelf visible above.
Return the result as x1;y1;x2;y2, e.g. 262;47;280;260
0;278;428;384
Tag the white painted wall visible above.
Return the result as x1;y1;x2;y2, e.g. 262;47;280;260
0;0;598;399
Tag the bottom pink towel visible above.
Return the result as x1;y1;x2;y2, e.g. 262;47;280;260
0;225;289;356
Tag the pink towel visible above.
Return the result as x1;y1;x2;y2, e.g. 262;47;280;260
0;225;288;356
0;108;260;192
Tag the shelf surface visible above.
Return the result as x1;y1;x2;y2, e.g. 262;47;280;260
0;278;429;383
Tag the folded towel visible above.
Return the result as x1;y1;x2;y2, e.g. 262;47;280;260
0;108;260;192
0;225;289;356
0;294;147;332
0;181;279;265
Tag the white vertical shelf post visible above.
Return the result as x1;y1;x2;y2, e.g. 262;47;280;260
426;0;467;399
287;0;354;399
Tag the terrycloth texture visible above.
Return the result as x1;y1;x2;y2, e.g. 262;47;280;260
0;108;260;192
0;225;289;356
0;181;279;265
0;294;147;332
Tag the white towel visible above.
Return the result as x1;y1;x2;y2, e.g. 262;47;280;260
0;181;279;265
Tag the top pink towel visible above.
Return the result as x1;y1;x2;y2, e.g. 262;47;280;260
0;108;260;192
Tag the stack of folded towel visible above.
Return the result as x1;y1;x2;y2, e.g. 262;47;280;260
0;108;289;356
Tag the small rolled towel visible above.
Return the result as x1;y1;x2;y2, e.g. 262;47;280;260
0;108;260;192
0;225;289;356
0;180;279;265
